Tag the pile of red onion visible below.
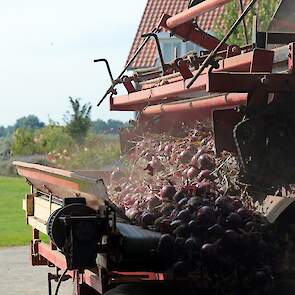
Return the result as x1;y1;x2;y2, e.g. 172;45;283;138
107;123;281;293
109;123;246;221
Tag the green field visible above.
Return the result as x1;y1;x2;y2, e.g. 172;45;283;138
0;176;31;246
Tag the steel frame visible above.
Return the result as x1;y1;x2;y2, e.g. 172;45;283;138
31;237;164;295
111;49;273;111
207;42;295;93
159;14;227;51
255;32;295;48
207;72;295;92
138;93;248;133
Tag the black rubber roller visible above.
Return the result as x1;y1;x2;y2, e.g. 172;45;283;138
47;203;97;249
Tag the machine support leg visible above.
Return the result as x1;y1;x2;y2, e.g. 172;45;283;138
72;271;100;295
48;273;53;295
73;271;81;295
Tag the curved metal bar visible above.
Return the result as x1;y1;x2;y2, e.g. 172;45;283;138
142;33;166;75
94;58;115;83
97;28;158;107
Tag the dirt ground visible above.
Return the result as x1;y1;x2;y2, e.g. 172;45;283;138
0;246;71;295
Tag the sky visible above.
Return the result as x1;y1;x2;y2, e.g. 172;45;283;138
0;0;146;127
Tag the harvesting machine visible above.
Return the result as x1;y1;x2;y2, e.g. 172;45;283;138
14;0;295;294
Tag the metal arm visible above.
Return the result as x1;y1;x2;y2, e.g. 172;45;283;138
187;0;258;89
94;58;115;83
97;28;158;107
142;33;166;75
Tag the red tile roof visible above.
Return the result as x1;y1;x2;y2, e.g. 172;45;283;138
127;0;225;69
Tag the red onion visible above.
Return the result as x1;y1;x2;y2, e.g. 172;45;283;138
197;154;215;171
195;181;212;195
179;150;192;164
197;169;212;181
190;154;199;167
160;185;176;200
182;168;189;178
141;212;156;227
148;196;162;210
195;147;207;159
164;144;173;156
187;167;198;179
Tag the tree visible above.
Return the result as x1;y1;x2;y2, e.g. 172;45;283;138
0;137;11;160
35;124;74;153
213;0;281;46
11;128;37;156
64;97;92;144
5;125;15;136
0;126;6;138
91;119;108;133
0;125;16;138
15;115;45;130
106;119;125;133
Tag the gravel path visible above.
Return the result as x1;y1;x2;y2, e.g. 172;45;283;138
0;246;71;295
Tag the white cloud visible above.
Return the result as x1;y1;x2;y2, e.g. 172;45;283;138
0;0;146;126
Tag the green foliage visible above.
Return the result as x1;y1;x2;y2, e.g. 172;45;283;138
34;125;74;153
0;126;6;137
0;115;44;139
213;0;281;46
64;97;92;144
1;97;125;173
0;125;14;138
91;119;128;134
11;128;37;156
0;137;11;160
52;133;120;170
91;119;108;133
107;119;126;133
15;114;45;130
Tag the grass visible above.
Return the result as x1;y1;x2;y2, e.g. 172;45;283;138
0;176;31;247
